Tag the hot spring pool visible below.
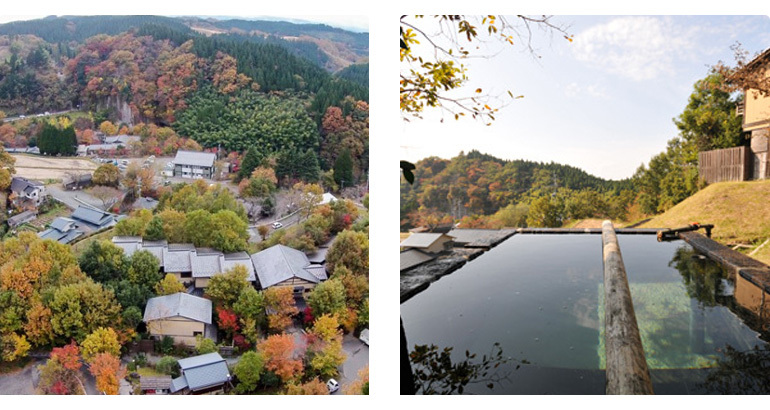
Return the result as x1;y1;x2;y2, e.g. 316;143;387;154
400;234;769;394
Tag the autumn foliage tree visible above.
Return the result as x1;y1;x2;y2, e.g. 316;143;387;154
263;287;298;333
258;333;303;383
154;273;185;296
89;352;125;395
38;342;86;395
80;327;121;363
216;307;239;341
285;378;329;395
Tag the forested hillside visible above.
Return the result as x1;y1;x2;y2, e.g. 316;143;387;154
0;15;369;185
400;150;635;230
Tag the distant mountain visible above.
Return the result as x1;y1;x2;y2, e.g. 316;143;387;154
184;17;368;72
0;15;192;43
0;15;368;73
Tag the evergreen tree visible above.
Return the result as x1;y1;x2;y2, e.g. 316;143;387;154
238;147;262;181
334;149;354;189
144;216;166;241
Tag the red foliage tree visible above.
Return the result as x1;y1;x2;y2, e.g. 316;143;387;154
217;307;240;339
303;306;314;325
51;341;82;372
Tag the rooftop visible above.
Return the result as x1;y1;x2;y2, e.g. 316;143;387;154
173;150;216;168
173;352;230;392
144;292;212;324
399;232;454;249
250;244;326;288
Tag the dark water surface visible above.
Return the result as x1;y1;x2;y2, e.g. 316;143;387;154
401;234;769;394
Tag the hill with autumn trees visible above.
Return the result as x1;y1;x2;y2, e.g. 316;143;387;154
0;15;369;185
400;150;635;230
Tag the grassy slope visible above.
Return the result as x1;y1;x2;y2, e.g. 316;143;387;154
640;179;770;264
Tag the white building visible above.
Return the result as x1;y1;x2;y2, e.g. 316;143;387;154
172;151;217;179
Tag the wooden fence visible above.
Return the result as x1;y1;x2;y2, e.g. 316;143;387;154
698;146;751;184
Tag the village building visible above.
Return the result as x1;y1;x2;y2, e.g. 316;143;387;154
62;173;93;190
77;135;141;156
399;232;455;254
140;376;172;395
38;217;83;244
143;292;214;346
250;244;327;295
172;150;217;179
70;205;117;231
170;353;231;395
39;206;117;244
10;176;46;208
111;237;257;288
700;48;770;183
7;210;37;229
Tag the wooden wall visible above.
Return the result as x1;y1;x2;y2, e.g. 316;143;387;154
698;146;751;184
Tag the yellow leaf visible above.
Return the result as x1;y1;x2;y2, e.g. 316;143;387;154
475;88;482;93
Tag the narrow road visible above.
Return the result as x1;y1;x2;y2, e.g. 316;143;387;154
47;185;108;211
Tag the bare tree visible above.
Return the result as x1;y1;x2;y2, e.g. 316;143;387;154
90;186;122;211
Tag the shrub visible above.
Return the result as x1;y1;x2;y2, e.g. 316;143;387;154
155;356;180;378
160;336;175;355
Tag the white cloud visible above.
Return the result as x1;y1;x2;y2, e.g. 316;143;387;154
573;16;698;81
564;82;608;99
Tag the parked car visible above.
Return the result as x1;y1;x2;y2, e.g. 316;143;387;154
271;222;283;229
326;379;340;394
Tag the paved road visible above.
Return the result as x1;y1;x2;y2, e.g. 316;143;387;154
47;185;109;211
0;359;44;394
338;334;369;394
3;109;75;123
0;358;99;395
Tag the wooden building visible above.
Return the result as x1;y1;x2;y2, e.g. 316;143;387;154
143;293;213;346
700;48;770;183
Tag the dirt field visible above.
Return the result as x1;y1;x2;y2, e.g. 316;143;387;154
11;154;99;180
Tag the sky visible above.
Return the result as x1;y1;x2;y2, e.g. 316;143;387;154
0;15;368;32
400;15;770;180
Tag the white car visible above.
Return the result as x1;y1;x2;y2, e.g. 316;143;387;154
326;379;340;394
271;222;283;229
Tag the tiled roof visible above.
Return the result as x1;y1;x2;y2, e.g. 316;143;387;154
10;177;43;194
140;376;172;391
400;249;436;272
169;376;188;393
38;227;83;244
144;293;212;324
176;353;230;392
250;244;322;288
173;150;216;168
104;135;140;145
72;205;114;228
163;248;193;273
7;211;36;227
399;233;453;249
111;237;257;280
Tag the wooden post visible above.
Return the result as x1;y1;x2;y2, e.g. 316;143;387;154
602;220;654;395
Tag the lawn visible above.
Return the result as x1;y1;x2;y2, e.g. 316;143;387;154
70;227;116;256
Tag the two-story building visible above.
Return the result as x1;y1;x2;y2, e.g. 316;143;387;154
172;150;217;180
739;47;770;180
10;177;46;208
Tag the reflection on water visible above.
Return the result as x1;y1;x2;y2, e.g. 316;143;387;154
401;234;770;394
409;342;524;394
701;344;770;394
669;245;728;308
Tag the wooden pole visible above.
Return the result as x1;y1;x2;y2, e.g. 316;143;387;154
602;220;654;395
